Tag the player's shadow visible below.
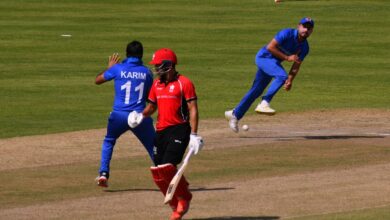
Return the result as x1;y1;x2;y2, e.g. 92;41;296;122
104;188;159;193
191;187;235;192
303;135;385;140
241;135;385;140
189;216;279;220
104;187;234;193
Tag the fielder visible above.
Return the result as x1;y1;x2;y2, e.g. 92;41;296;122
225;17;314;132
128;48;204;220
95;40;155;187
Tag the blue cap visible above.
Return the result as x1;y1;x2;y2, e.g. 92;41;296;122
299;17;314;27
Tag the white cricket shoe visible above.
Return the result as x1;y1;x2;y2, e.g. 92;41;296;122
224;110;239;133
255;100;276;115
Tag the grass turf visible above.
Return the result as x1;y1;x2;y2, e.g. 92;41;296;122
290;205;390;220
0;0;389;138
1;140;389;209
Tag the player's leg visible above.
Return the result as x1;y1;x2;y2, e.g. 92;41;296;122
157;123;192;219
97;111;128;187
163;124;192;218
160;123;190;165
150;128;180;212
260;61;288;104
150;166;178;211
233;68;272;120
131;116;156;163
158;163;192;219
225;67;272;132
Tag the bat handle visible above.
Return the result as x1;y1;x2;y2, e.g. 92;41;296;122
183;147;194;163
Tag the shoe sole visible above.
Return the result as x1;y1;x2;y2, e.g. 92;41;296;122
97;178;108;187
255;110;276;116
98;182;108;187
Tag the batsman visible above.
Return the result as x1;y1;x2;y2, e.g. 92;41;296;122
128;48;204;220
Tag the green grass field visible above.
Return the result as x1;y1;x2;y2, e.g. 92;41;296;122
1;0;389;138
1;1;390;219
290;206;390;220
2;141;389;209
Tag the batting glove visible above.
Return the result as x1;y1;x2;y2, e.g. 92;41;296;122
127;111;144;128
189;134;204;155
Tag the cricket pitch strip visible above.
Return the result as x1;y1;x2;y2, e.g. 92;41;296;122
1;109;389;219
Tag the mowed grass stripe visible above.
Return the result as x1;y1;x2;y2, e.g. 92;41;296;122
1;140;389;209
1;0;390;138
289;205;390;220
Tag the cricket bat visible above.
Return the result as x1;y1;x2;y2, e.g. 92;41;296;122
164;147;195;204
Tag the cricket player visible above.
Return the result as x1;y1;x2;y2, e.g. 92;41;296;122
225;17;314;132
128;48;204;220
95;40;155;187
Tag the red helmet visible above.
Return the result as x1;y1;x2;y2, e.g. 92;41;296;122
149;48;177;65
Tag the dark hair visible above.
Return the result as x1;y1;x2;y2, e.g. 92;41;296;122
126;40;143;58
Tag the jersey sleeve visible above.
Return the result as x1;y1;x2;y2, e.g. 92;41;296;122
103;65;119;81
144;69;154;95
148;81;157;104
183;79;197;102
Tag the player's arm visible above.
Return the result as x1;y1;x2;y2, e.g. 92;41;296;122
95;53;120;85
267;39;301;63
142;102;157;118
187;100;199;134
284;62;301;91
187;99;203;155
95;72;107;85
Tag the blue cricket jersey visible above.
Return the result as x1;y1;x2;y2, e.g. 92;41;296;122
103;57;153;112
256;28;309;62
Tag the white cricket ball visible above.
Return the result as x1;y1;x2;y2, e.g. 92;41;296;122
275;0;281;3
242;124;249;131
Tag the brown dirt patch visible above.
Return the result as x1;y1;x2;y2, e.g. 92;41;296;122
1;109;388;171
1;163;389;219
0;109;389;219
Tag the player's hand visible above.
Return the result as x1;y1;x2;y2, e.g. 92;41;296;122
286;54;301;64
108;53;120;68
284;79;293;91
127;111;144;128
189;134;204;155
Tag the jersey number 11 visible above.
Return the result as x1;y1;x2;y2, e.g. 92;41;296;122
121;81;144;104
